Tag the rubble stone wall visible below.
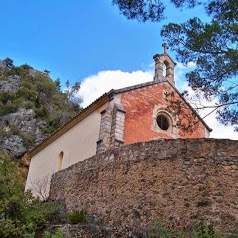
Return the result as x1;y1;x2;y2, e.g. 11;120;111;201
49;138;238;233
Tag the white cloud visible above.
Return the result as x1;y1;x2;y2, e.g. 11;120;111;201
203;111;238;139
78;70;153;107
78;66;238;140
176;61;196;69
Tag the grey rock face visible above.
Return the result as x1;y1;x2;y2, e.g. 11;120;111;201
4;108;36;129
28;69;36;77
0;61;79;159
0;60;7;69
0;135;26;157
0;108;49;157
0;75;21;93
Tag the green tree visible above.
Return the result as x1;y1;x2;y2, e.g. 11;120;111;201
113;0;238;130
64;80;83;109
0;152;60;238
3;57;14;68
54;78;61;90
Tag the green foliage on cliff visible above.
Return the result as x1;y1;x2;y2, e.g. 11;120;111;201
0;59;81;119
0;58;82;157
0;152;62;238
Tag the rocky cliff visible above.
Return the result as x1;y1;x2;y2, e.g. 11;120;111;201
0;58;81;158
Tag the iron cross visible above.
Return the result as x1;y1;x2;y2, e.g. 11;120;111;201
162;43;169;54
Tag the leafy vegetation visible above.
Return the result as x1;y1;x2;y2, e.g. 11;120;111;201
0;57;82;117
67;209;87;224
113;0;238;130
147;221;234;237
0;59;83;235
0;58;82;157
43;229;64;238
0;152;62;238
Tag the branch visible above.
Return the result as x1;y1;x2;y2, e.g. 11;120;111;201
30;175;50;200
195;101;238;110
176;38;228;55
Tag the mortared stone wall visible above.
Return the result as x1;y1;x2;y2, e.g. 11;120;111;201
49;138;238;233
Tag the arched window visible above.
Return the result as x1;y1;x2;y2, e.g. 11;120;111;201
57;151;64;171
162;64;167;76
163;60;170;77
152;106;177;136
157;114;170;130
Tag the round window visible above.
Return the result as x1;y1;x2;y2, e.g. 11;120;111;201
156;114;169;130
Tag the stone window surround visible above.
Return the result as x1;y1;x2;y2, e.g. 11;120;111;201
152;105;178;137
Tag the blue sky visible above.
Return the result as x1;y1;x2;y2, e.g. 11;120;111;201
1;1;237;139
0;0;205;84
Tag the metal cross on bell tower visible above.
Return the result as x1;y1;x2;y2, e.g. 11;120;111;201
162;43;169;54
153;42;176;85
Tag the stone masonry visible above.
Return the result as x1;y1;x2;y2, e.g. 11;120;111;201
97;102;125;154
110;103;125;148
50;138;238;234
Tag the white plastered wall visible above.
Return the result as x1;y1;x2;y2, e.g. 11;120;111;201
25;102;108;198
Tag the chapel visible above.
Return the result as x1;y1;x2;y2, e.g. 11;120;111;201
25;45;211;197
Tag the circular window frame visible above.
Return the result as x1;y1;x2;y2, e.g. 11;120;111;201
156;113;170;131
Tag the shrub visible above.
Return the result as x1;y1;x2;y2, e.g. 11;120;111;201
0;91;15;105
191;221;222;238
3;57;14;68
20;64;33;70
0;153;62;238
147;221;223;238
225;226;238;237
147;222;187;238
0;103;18;116
43;229;64;238
0;92;19;116
35;106;48;118
16;87;37;101
3;66;27;77
23;101;34;109
67;209;87;224
0;128;8;137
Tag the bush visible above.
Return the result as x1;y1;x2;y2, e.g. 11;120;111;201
0;92;19;116
0;91;15;105
191;221;223;238
225;227;238;237
43;229;64;238
0;153;62;238
3;58;14;68
20;64;33;70
0;128;8;137
23;101;34;109
147;221;223;238
67;209;87;224
147;222;187;238
3;66;27;77
0;103;18;116
16;87;37;101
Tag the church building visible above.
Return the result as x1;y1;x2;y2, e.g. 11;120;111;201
25;46;212;197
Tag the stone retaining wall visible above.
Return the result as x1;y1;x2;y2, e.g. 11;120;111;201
49;138;238;233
